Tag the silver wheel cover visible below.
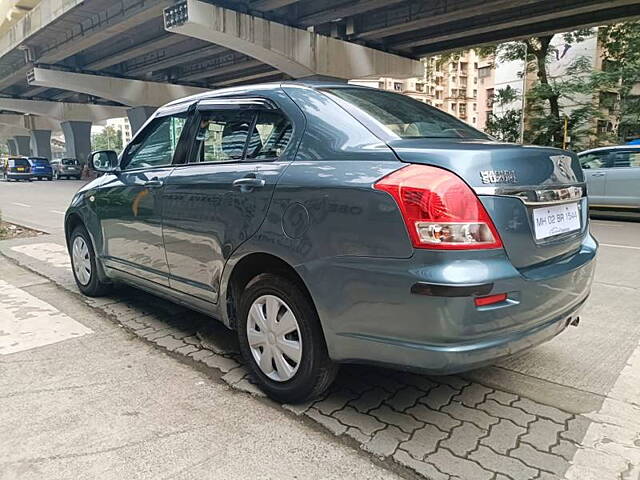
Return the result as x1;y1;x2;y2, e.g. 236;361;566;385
247;294;302;382
72;236;92;286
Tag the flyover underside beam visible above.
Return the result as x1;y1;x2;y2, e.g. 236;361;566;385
412;1;640;55
27;67;208;106
0;98;129;122
164;0;422;79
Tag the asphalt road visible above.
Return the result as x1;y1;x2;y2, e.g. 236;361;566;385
0;178;89;234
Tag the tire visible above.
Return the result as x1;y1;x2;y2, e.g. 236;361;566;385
237;273;338;403
69;225;111;297
47;176;53;181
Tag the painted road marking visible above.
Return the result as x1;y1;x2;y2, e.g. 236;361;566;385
11;202;30;208
50;210;65;215
11;243;71;269
0;279;92;355
600;243;640;251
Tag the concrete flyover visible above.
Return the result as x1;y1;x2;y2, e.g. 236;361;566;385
0;0;637;159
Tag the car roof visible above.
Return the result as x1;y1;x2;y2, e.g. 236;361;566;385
160;80;371;111
578;145;640;155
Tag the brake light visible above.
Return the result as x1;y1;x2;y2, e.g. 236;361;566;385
374;165;503;250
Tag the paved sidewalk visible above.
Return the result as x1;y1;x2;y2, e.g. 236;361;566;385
2;234;640;480
0;257;400;480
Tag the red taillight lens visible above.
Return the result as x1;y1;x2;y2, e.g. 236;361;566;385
474;293;508;307
374;165;503;250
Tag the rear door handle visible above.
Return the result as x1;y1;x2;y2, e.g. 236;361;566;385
591;172;606;177
232;177;266;190
144;178;164;188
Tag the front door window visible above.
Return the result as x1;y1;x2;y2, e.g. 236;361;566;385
123;114;187;170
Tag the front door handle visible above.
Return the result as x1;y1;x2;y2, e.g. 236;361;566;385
232;177;266;191
591;172;606;177
144;178;164;188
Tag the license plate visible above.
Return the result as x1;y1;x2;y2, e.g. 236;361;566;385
533;202;580;240
16;167;24;171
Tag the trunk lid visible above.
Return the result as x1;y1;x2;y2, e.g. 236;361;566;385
387;139;587;270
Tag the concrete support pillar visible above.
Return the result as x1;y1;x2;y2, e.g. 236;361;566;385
127;106;156;136
6;139;17;155
14;135;31;156
30;129;52;159
61;121;92;165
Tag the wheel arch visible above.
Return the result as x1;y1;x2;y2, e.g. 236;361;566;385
223;252;318;332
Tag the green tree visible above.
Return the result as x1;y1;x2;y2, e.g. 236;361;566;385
485;86;522;142
91;126;123;153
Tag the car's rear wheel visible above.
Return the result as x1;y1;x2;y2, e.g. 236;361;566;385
237;273;337;403
70;225;111;297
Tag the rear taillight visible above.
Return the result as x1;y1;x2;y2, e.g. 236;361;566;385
374;165;503;250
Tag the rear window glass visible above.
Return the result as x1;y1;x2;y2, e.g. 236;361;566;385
322;87;487;139
61;159;78;165
30;158;50;165
9;158;29;167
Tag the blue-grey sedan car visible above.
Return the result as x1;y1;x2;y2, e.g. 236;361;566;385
64;82;597;402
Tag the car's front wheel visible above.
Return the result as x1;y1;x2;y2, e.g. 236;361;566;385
237;273;338;403
70;226;111;297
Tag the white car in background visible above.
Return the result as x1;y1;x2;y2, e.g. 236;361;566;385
578;145;640;211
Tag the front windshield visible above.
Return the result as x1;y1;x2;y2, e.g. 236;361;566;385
61;159;78;165
322;87;488;140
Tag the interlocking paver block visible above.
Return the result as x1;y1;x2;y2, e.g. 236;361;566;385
154;335;186;352
420;384;459;410
182;335;201;346
513;398;571;424
345;427;371;444
363;425;410;457
477;399;536;427
560;415;591;444
511;443;569;476
315;389;360;415
282;400;315;416
374;374;409;393
385;386;425;411
400;424;447;459
203;354;240;373
233;378;266;397
521;418;564;451
440;422;484;456
442;401;500;430
393;450;450;480
370;405;423;434
426;448;493;480
453;383;492;407
174;344;200;356
487;390;519;406
333;406;386;436
189;349;214;362
406;404;461;432
306;408;348;436
469;445;539;480
480;418;526;454
395;373;438;392
551;439;578;461
349;387;391;413
431;375;469;390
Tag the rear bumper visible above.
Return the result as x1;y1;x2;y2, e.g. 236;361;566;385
300;233;596;374
6;172;32;179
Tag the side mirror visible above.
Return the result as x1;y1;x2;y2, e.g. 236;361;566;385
89;150;119;173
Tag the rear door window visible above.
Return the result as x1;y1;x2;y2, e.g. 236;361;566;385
611;150;640;168
189;110;253;163
246;111;293;160
579;152;608;169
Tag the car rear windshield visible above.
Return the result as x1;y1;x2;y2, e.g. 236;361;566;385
61;159;78;165
322;87;488;139
9;158;30;167
30;158;49;165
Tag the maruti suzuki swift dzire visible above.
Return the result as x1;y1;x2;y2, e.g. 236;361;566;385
65;82;596;402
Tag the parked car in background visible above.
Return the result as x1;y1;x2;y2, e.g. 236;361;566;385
64;82;596;402
1;156;32;181
578;145;640;211
28;157;53;181
51;158;82;180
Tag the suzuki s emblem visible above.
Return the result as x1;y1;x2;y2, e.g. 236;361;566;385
480;170;518;184
549;155;578;183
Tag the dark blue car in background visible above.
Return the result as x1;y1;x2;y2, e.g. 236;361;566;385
28;157;53;181
64;82;597;402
